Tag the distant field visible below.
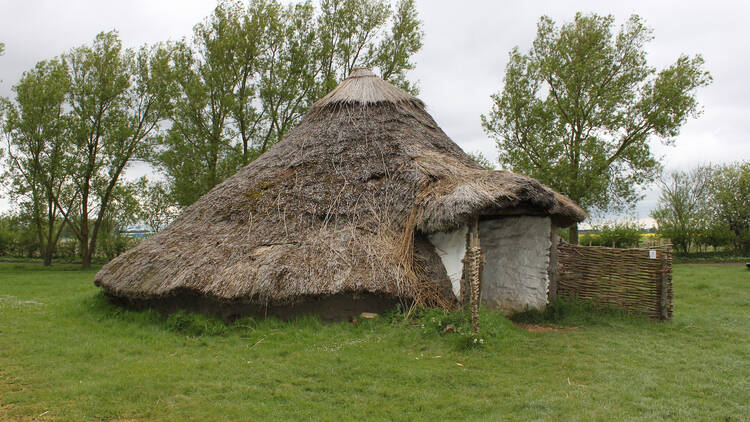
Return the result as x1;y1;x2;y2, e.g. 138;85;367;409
1;264;748;421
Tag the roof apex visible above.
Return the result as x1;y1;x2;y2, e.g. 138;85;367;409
312;68;422;109
348;67;376;78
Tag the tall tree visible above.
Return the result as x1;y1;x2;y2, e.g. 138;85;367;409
56;32;173;267
255;1;319;152
159;0;252;207
233;0;278;164
315;0;421;95
710;162;750;255
158;0;423;208
372;0;423;94
2;58;71;265
316;0;389;93
651;167;712;253
481;13;711;243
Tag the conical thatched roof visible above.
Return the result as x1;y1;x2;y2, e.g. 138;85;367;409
95;68;585;310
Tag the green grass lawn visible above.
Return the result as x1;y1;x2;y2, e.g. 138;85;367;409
1;264;748;421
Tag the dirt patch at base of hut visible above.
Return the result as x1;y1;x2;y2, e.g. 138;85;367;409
514;323;578;333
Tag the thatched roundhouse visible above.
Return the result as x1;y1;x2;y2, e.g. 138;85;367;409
94;68;585;320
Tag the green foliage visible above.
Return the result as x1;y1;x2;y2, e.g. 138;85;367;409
59;32;174;267
408;307;489;350
94;181;143;261
372;0;423;94
0;212;40;257
481;13;712;242
96;232;140;262
578;221;643;248
2;57;71;265
158;1;251;206
697;222;734;250
158;0;424;207
651;167;712;253
2;31;173;267
53;238;79;261
577;232;595;246
710;162;750;255
134;177;178;233
166;310;228;336
596;221;643;248
467;151;496;170
652;162;749;255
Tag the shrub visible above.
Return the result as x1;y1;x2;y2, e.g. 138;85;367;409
596;221;643;248
578;232;603;246
166;310;228;336
406;306;524;351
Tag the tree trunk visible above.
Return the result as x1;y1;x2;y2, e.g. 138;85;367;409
43;209;54;266
43;227;53;266
43;226;55;266
569;223;579;245
79;187;90;268
80;239;90;268
36;230;48;265
32;196;47;265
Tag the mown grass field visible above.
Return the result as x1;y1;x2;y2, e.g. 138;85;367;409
1;263;748;421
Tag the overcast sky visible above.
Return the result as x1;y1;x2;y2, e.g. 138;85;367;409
1;0;747;225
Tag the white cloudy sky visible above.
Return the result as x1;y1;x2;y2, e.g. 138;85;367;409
1;0;747;225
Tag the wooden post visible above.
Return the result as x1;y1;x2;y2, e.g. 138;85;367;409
459;228;471;308
463;217;482;334
548;223;559;302
658;252;669;321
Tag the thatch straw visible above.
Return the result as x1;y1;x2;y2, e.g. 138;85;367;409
314;68;423;109
94;69;585;308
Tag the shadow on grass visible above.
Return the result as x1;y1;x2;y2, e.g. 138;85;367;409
81;291;655;352
83;291;340;338
0;262;102;272
510;296;652;327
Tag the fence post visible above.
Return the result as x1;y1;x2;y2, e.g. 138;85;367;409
658;252;669;321
548;225;559;302
463;217;482;334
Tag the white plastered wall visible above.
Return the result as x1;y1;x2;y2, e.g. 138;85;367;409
478;216;552;313
427;226;467;298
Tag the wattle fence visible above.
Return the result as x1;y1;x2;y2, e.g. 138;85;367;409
556;242;673;320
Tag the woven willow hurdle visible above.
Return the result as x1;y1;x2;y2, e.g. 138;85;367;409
557;242;673;320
